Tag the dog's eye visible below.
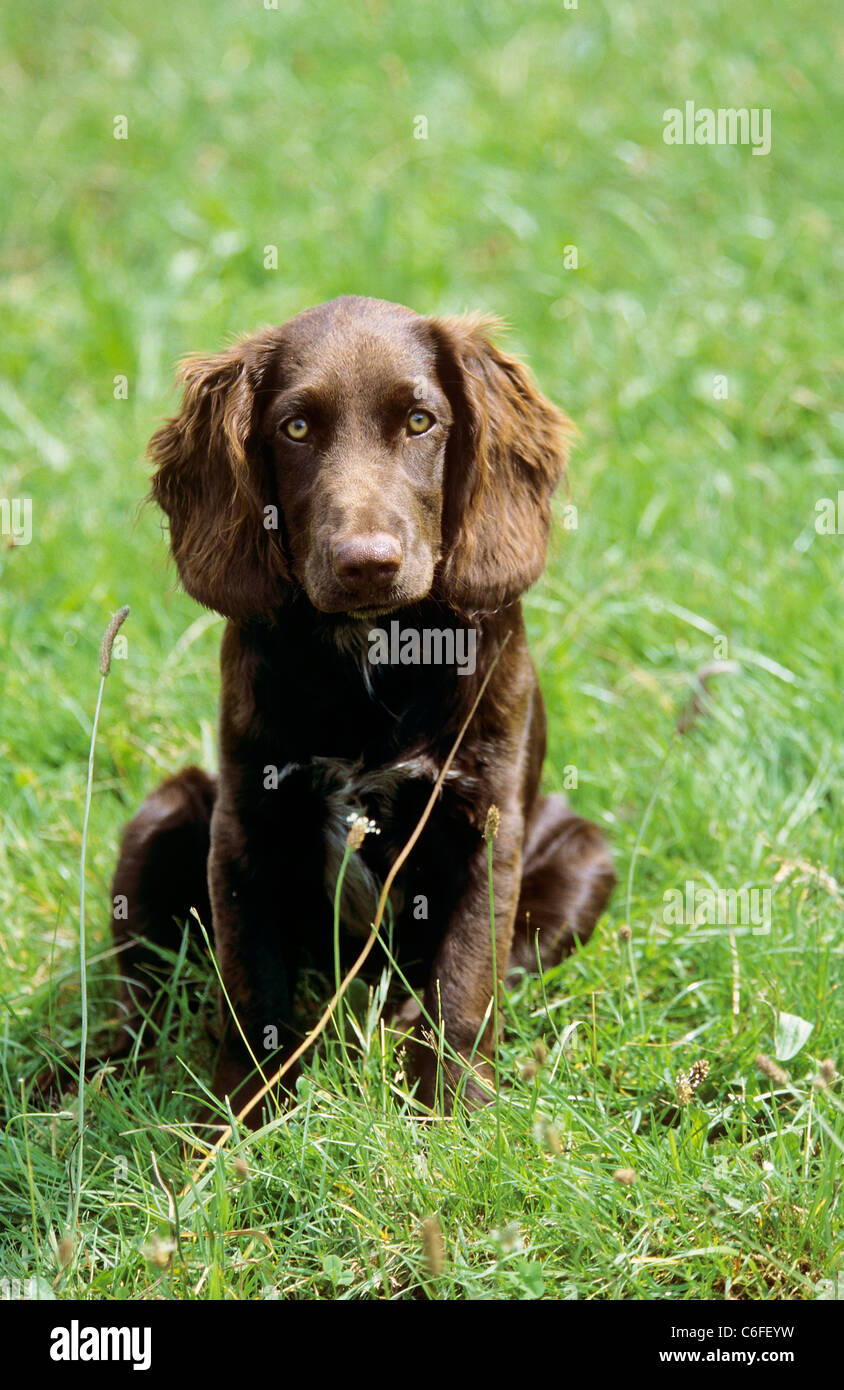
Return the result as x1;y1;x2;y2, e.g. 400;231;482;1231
283;417;310;441
407;409;434;435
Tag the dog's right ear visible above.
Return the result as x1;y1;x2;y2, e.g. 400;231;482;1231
149;334;289;620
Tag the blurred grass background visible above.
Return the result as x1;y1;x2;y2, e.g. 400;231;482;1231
0;0;842;1299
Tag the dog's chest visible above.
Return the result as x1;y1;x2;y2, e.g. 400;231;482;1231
311;753;452;936
248;621;483;934
275;751;472;938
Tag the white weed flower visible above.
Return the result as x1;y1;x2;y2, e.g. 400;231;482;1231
345;812;381;849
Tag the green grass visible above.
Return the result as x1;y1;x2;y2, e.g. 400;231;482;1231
0;0;842;1300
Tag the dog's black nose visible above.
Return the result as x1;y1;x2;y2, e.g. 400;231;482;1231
332;532;402;593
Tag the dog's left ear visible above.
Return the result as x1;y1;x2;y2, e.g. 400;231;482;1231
428;314;572;612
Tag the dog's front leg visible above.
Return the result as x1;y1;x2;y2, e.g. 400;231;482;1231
412;805;523;1111
205;804;303;1125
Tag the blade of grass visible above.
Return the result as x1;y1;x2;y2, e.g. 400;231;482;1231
73;605;129;1234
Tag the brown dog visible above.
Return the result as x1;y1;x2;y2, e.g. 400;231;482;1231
112;296;614;1120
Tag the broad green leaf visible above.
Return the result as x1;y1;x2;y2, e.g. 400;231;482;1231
775;1012;813;1061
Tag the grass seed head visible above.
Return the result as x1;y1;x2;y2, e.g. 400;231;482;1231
544;1125;563;1154
421;1215;445;1277
675;1058;710;1105
57;1232;74;1268
98;605;130;675
755;1053;788;1085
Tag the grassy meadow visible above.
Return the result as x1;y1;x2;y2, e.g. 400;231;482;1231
0;0;842;1300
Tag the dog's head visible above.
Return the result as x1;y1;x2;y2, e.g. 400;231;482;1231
150;296;571;622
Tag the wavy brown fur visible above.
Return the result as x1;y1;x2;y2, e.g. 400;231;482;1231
113;296;614;1124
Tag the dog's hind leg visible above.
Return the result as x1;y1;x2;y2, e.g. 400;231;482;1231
111;766;217;1054
508;793;615;975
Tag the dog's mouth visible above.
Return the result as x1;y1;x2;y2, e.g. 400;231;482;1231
344;603;403;621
